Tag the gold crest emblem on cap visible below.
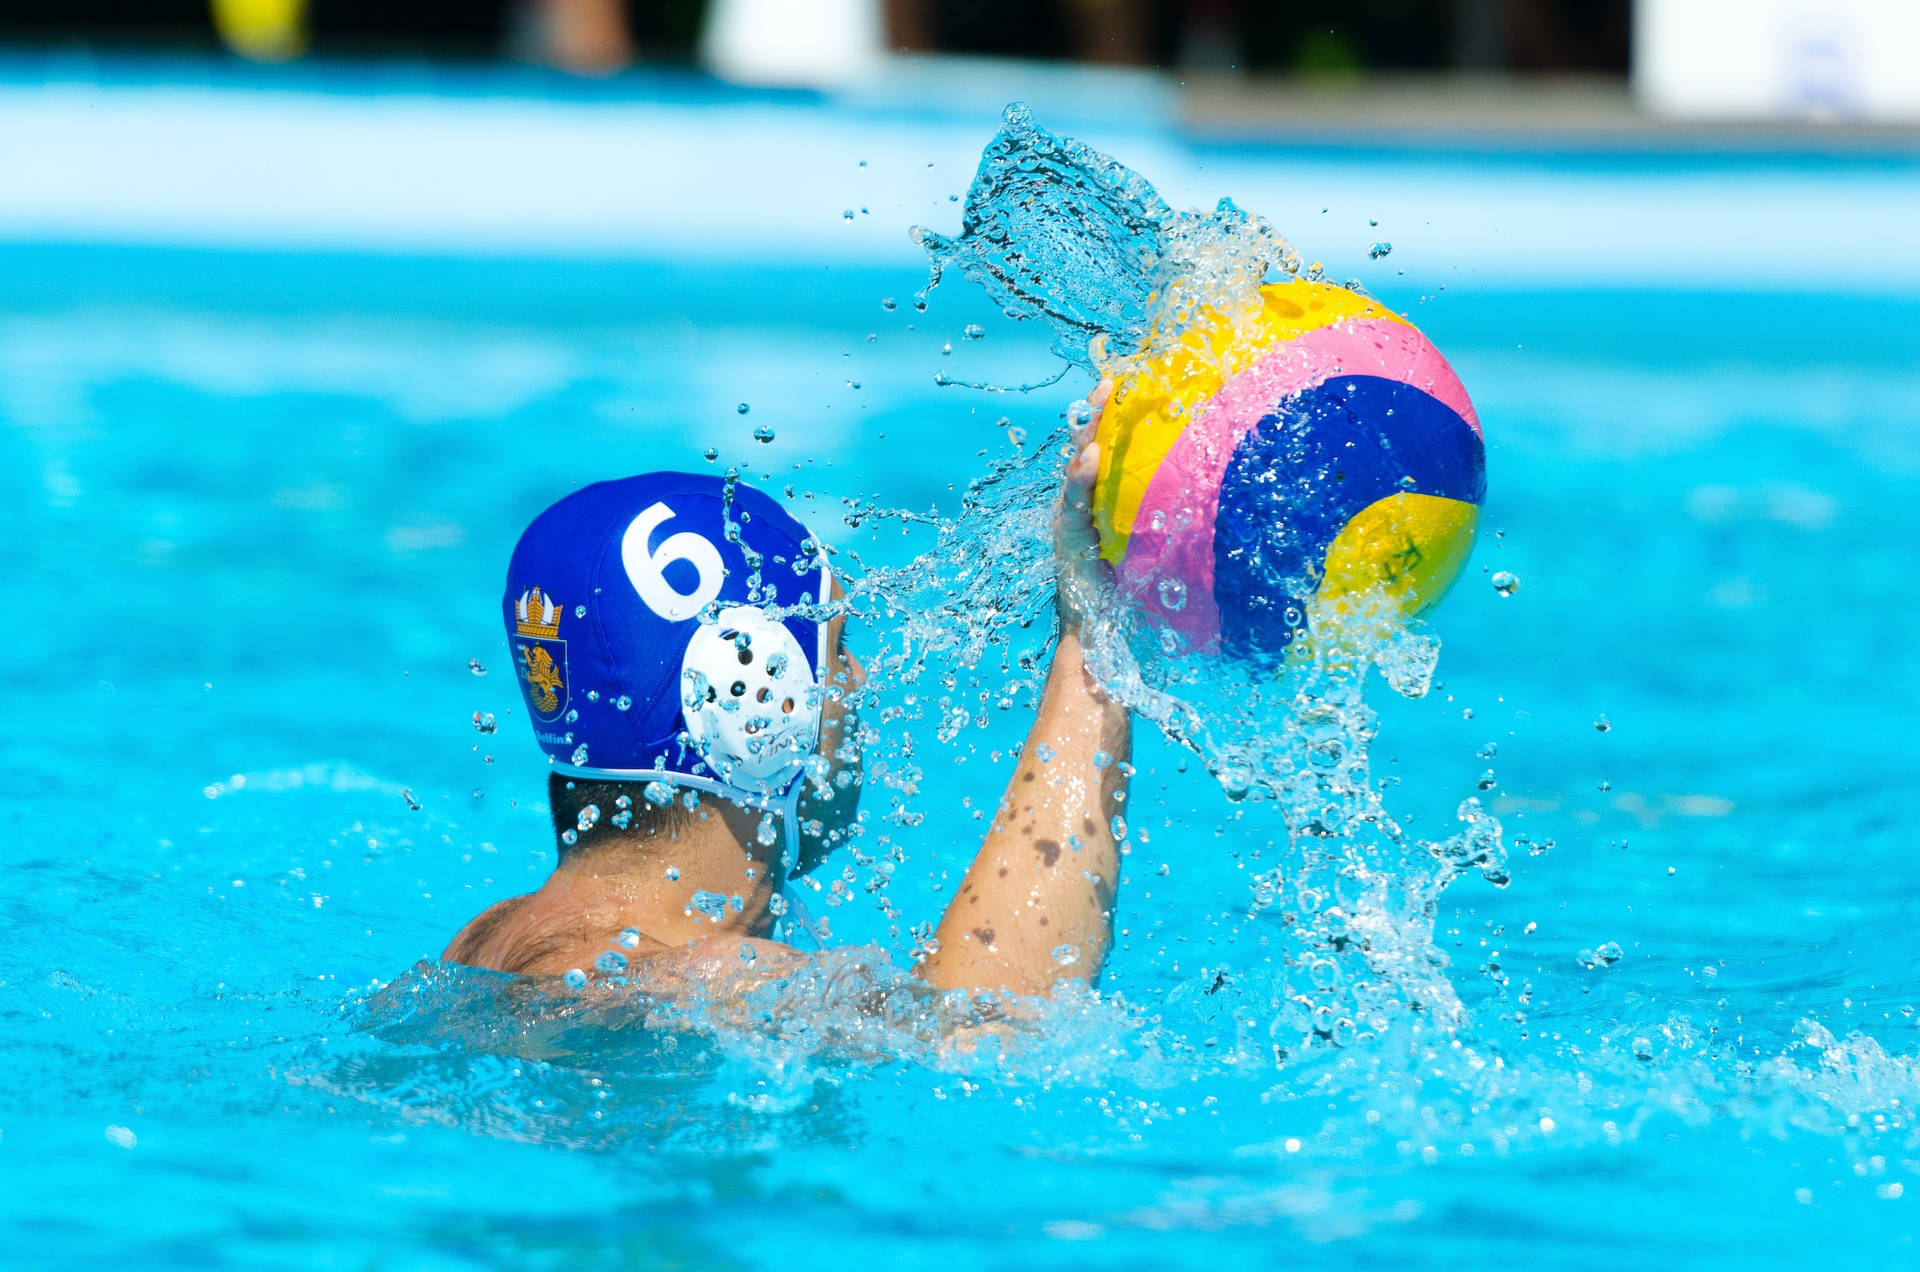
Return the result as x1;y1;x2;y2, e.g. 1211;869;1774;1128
513;588;568;720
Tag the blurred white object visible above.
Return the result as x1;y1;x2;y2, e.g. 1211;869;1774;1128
701;0;885;88
1635;0;1920;122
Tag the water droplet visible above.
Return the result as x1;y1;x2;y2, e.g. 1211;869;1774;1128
560;828;578;846
963;323;986;340
617;927;642;949
736;402;750;415
1477;770;1497;791
757;813;779;847
472;711;496;733
563;968;588;989
570;743;589;765
881;296;897;311
688;889;728;920
615;695;633;711
703;447;718;462
1157;577;1188;612
1491;571;1519;597
1594;715;1611;733
1008;426;1027;447
1110;814;1127;839
565;708;579;724
468;658;487;676
1599;779;1612;792
574;605;587;618
665;865;680;881
740;943;759;964
843;209;855;221
577;804;600;832
1582;941;1624;968
1369;241;1393;259
1034;742;1055;763
753;426;776;444
1092;750;1112;768
1052;943;1080;966
595;949;628;974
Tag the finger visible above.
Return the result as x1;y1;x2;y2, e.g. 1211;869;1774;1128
1065;440;1100;497
1068;379;1114;454
1068;408;1096;450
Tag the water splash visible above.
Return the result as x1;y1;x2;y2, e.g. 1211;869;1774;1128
913;102;1302;371
768;108;1475;1058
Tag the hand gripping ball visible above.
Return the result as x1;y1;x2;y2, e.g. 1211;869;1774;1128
1092;278;1487;657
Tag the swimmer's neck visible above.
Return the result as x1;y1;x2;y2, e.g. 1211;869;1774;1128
537;794;782;949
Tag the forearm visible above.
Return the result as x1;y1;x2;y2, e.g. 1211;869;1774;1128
918;628;1131;994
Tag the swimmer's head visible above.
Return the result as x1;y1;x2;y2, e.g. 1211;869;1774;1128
504;472;862;871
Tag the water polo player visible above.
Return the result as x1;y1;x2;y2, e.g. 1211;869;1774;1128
445;418;1130;998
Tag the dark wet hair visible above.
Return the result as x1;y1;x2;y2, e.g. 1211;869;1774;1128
546;772;696;860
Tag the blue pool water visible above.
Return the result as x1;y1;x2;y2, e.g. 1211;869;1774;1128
5;87;1920;1265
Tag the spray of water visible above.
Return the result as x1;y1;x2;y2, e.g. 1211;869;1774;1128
898;104;1503;1057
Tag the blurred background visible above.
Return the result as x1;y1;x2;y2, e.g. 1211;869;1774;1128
0;0;1913;125
0;0;1633;76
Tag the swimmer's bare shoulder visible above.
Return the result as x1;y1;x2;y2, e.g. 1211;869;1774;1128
443;894;806;995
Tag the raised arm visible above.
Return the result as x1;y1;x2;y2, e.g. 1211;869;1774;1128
918;388;1132;995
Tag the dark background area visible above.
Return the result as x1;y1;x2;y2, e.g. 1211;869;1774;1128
0;1;1630;74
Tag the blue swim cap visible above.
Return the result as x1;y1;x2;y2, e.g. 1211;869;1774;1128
504;472;832;798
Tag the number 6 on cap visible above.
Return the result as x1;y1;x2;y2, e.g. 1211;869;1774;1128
622;501;725;621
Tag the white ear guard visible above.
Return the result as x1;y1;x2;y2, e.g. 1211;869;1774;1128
680;605;824;792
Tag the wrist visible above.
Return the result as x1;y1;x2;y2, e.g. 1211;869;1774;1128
1049;627;1127;720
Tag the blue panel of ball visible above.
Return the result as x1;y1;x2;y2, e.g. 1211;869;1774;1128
1212;375;1486;655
